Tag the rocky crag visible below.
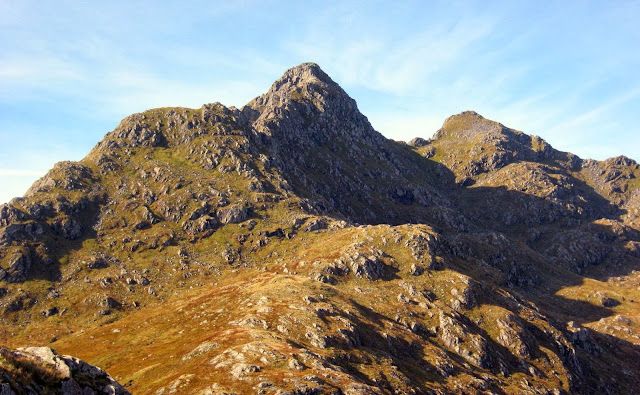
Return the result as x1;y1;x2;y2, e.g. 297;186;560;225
1;63;640;394
0;346;129;394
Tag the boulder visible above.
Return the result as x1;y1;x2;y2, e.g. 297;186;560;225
408;137;429;147
2;248;32;283
217;204;251;224
0;346;129;394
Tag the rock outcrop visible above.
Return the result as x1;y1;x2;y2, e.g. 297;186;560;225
0;346;129;394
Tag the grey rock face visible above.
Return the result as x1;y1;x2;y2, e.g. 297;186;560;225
26;162;96;196
0;205;25;227
348;252;387;280
438;311;490;368
496;313;532;358
1;248;32;283
566;321;602;355
183;215;219;236
0;346;129;394
303;218;328;232
243;63;451;226
328;246;391;281
111;114;167;148
217;204;251;224
408;137;429;147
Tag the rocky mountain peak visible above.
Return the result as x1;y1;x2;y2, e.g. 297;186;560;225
245;62;341;114
437;110;506;140
273;62;333;88
412;110;584;184
433;111;564;165
244;63;375;141
603;155;638;167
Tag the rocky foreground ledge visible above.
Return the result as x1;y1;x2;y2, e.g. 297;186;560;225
0;346;129;394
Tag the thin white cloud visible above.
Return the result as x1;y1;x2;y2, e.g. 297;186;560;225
288;14;499;96
0;51;268;120
0;54;86;101
546;87;640;136
0;168;46;177
96;70;263;115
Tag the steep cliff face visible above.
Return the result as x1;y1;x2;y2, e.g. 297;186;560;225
1;63;639;394
245;62;455;226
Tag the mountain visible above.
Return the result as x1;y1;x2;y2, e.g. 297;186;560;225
1;62;640;394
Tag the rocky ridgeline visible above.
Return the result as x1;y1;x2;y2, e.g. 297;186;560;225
0;63;639;394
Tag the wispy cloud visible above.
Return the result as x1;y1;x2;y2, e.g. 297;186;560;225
546;87;640;136
0;168;46;177
288;11;500;96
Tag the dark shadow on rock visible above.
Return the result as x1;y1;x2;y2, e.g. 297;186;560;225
267;137;640;392
0;194;105;284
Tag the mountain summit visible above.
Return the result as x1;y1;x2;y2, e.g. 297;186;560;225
248;62;347;113
1;63;640;394
247;62;381;143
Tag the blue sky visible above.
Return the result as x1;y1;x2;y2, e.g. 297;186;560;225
1;1;639;203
